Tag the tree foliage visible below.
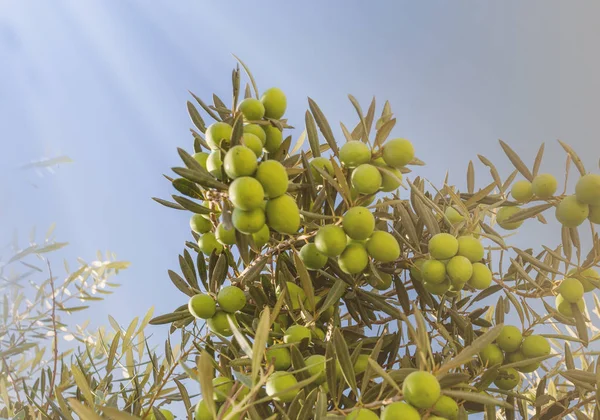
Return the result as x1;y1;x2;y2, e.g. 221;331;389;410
3;58;600;419
149;59;600;419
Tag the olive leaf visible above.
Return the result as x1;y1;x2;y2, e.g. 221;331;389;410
558;139;586;176
439;324;504;373
187;101;206;133
152;197;185;211
499;140;533;181
308;98;338;155
198;350;217;417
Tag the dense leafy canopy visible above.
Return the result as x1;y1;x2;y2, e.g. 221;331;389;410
2;58;600;420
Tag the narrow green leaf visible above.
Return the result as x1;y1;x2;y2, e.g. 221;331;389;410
503;203;554;224
232;54;259;99
172;195;211;215
182;250;199;290
333;329;357;394
172;167;228;190
149;311;190;325
504;292;525;326
100;407;140;420
472;284;503;303
243;84;252;99
68;399;102;420
228;316;253;359
467;160;475;194
359;291;402;319
272;135;292;162
464;182;497;208
502;354;555;370
308;98;338;155
124;316;139;345
192;129;209;151
238;256;268;285
305;111;321;158
56;392;74;420
57;305;90;313
178;147;210;174
532;143;545;176
317;279;346;318
198;351;216;417
7;245;37;263
325;340;338;405
187;101;206;133
290;129;307;155
297;387;319;420
348;94;369;143
413;307;432;370
212;94;231;120
478;154;503;190
439;324;504;373
230;65;241;104
560;370;597;386
315;390;328;419
366;359;402;393
495;296;505;325
313;163;346;203
252;308;271;384
330;159;351;205
498;140;533;181
0;343;37;358
513;248;561;275
294;251;314;311
376;100;393;130
595;357;600;409
173;178;203;199
572;302;589;346
70;365;94;406
106;332;121;373
189;91;221;121
442;390;512;410
351;119;364;142
374;118;396;149
168;270;194;297
230;113;244;147
340;121;354;142
36;242;69;254
558;139;586;176
210;253;228;289
290;345;310;382
363;97;376;137
501;169;519;193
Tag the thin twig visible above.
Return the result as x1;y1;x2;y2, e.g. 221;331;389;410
1;356;23;406
141;345;195;419
43;260;59;412
237;231;319;286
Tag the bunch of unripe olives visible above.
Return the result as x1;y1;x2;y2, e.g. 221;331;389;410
188;285;246;337
334;371;457;420
497;172;600;230
411;233;492;296
309;137;412;198
193;369;460;420
478;325;550;390
299;206;400;276
189;87;299;257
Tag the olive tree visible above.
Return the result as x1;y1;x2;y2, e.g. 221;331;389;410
4;58;600;420
149;59;600;420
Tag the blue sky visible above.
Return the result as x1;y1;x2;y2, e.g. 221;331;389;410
2;0;600;415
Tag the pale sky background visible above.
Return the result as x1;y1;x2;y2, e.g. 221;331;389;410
2;1;600;416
